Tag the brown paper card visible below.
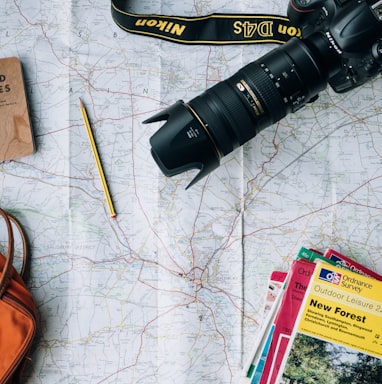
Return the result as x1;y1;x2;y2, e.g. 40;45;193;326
0;57;35;160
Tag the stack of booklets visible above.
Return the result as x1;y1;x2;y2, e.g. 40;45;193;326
241;247;382;384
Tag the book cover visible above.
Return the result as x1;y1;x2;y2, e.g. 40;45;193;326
0;57;34;160
258;258;316;384
324;248;382;281
258;247;353;384
241;271;287;383
263;271;288;320
278;262;382;383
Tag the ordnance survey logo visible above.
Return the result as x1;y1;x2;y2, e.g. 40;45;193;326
318;268;342;285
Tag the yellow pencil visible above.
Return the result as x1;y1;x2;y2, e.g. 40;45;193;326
80;99;117;218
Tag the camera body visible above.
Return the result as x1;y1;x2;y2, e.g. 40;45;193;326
288;0;382;92
147;0;382;188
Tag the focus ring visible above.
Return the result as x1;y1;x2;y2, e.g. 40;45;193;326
240;62;287;124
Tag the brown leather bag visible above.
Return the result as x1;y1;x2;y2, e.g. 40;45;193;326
0;209;38;383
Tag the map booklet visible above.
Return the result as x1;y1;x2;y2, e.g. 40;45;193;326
277;261;382;383
242;247;382;384
324;248;382;281
255;248;343;384
257;253;319;384
241;271;287;383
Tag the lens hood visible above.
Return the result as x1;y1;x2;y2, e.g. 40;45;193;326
145;100;221;188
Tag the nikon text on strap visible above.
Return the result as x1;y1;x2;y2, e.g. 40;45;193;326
111;0;301;45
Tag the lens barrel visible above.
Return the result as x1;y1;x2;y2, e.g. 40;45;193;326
147;33;340;188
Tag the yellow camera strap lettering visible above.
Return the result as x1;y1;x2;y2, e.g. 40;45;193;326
111;0;301;45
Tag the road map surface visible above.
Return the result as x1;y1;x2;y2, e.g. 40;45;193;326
1;1;382;383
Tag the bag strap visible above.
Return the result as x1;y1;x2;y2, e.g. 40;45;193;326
111;0;300;45
0;209;14;297
0;209;29;297
7;212;29;278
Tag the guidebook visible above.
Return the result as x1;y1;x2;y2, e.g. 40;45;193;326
257;258;314;384
242;247;382;384
241;271;287;383
277;262;382;383
256;248;338;384
324;248;382;281
0;57;34;160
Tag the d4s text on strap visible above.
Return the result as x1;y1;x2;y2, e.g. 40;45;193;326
111;0;301;45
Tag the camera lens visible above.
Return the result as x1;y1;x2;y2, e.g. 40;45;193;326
146;33;340;188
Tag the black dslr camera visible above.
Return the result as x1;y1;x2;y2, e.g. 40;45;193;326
146;0;382;188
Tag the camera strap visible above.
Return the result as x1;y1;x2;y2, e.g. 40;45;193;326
111;0;300;45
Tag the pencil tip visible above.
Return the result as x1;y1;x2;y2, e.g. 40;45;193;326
79;98;83;108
